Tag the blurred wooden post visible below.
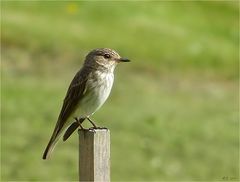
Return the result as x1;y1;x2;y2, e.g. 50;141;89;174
78;129;110;182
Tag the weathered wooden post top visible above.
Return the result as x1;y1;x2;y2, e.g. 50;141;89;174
78;129;110;182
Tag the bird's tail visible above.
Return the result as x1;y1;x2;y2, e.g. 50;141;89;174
43;118;85;160
42;120;67;160
42;131;62;160
63;118;85;141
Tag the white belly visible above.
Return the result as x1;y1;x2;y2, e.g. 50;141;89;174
74;71;114;118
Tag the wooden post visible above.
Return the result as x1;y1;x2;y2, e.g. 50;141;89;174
78;129;110;182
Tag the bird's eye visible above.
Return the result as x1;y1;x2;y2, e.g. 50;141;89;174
103;54;111;59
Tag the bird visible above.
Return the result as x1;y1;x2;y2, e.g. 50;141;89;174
42;48;130;159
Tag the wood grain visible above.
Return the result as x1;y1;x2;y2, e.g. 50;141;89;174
78;129;110;182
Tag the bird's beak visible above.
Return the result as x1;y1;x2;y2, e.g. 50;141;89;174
118;58;130;62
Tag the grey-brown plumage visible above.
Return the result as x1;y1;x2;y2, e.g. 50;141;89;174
43;48;130;159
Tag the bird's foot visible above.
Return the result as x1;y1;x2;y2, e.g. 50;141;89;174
88;126;108;130
86;118;108;131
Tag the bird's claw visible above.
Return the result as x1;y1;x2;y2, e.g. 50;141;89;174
88;126;108;130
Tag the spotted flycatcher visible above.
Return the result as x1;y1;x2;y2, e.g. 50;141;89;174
43;48;130;159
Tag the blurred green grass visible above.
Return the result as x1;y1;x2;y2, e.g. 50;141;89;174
1;1;239;181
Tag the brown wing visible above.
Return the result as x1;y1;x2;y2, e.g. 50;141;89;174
42;67;91;159
54;66;91;135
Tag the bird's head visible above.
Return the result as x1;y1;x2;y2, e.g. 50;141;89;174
84;48;130;72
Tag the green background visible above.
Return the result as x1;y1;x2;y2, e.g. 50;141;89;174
1;1;239;181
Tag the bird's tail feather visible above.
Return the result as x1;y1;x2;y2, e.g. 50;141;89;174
42;120;67;160
63;118;85;141
42;131;61;160
43;118;85;159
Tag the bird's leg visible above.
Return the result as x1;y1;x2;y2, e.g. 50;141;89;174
87;117;97;128
87;117;108;130
74;117;85;130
